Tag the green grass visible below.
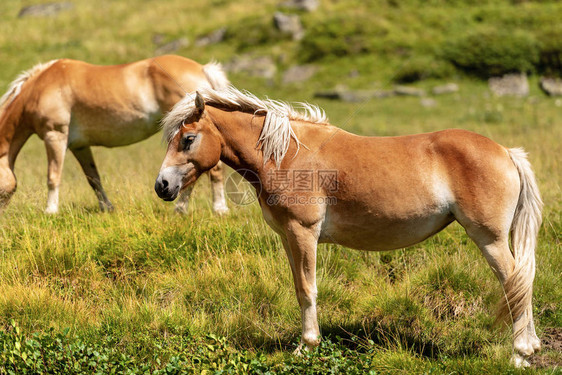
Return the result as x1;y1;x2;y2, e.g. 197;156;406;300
1;0;561;373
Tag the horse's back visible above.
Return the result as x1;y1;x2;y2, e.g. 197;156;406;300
30;56;206;110
27;57;208;147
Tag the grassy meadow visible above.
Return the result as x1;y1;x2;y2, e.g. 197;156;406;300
1;0;561;373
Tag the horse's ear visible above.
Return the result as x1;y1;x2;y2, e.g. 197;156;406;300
194;91;205;115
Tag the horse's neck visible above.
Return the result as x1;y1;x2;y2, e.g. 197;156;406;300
0;99;33;168
209;107;266;174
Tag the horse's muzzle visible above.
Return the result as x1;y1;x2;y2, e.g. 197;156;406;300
154;175;179;201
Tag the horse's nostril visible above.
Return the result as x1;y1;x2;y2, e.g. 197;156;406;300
162;179;169;189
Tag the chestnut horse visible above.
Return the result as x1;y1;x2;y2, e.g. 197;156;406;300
155;87;542;367
0;55;228;214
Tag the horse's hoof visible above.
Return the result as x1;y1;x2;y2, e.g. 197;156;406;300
100;204;114;213
303;333;321;347
529;336;541;352
514;333;535;356
45;206;58;214
213;204;229;216
511;354;530;368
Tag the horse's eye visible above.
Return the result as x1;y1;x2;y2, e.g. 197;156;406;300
182;135;196;150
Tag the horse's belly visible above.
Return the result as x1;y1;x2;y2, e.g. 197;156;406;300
68;111;161;148
320;209;454;251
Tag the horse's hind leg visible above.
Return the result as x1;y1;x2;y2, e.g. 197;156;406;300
0;156;17;211
527;309;540;351
208;161;228;215
466;230;534;366
43;130;68;214
70;146;113;212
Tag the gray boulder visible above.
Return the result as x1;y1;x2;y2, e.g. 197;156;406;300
224;55;277;80
488;73;529;97
154;38;190;55
282;65;318;84
273;12;303;41
314;88;395;102
152;33;166;46
394;85;426;97
18;2;73;17
278;0;319;12
539;77;562;96
432;83;459;95
195;27;227;47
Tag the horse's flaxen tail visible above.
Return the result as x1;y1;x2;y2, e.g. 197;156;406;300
0;60;58;110
202;61;230;90
500;148;543;335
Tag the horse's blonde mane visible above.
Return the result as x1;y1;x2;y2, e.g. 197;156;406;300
162;86;328;167
202;61;230;90
0;60;59;110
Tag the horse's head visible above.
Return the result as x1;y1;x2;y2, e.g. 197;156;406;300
155;92;221;201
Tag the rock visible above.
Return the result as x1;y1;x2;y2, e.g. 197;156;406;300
314;89;395;102
539;77;562;96
18;2;73;18
154;38;189;55
370;90;396;99
394;85;426;97
278;0;319;12
282;65;318;84
421;98;437;108
314;91;341;100
348;69;360;78
224;55;277;80
432;83;459;95
488;73;528;97
195;27;227;47
152;33;166;46
273;12;303;41
336;91;373;103
339;91;388;102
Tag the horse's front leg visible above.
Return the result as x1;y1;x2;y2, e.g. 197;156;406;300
282;220;321;353
44;130;68;214
208;161;228;215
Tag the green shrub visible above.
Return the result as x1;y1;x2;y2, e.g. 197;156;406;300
225;15;293;51
299;14;389;62
393;55;456;83
442;27;539;77
536;26;562;76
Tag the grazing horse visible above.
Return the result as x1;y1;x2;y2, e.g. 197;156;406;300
0;55;229;214
154;87;542;367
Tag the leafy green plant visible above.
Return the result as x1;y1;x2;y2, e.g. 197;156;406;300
536;25;562;76
299;14;390;62
442;27;539;77
393;55;456;83
225;15;293;51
